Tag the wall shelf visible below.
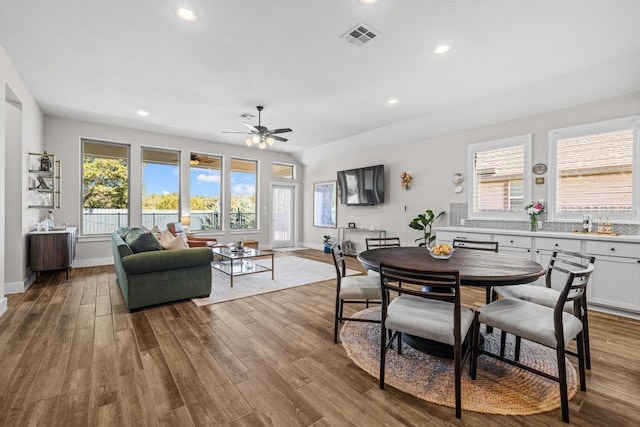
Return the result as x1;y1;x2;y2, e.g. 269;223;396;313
28;152;61;209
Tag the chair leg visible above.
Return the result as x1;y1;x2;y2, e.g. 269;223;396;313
500;331;507;357
470;313;480;380
485;287;494;334
556;345;570;423
397;332;402;355
339;300;344;323
581;297;591;370
454;341;462;419
334;296;341;344
515;336;521;362
379;321;386;389
576;331;587;392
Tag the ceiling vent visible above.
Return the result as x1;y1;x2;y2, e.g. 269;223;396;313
341;23;379;47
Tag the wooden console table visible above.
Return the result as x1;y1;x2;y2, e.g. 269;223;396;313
29;227;77;280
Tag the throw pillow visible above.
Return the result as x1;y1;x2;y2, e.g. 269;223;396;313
160;230;189;250
117;226;132;239
150;225;162;240
129;232;164;253
123;227;146;246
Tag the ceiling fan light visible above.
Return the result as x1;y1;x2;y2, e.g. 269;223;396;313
258;141;266;149
245;137;254;146
266;137;274;146
252;135;261;144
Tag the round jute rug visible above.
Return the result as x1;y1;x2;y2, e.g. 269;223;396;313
340;307;578;416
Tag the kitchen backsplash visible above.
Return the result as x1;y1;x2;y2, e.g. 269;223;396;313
449;203;640;235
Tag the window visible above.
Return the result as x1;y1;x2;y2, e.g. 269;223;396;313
141;147;180;228
272;162;295;179
549;116;640;221
468;135;532;218
82;139;129;235
190;153;222;231
230;158;258;230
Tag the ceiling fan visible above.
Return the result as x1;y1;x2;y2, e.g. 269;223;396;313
222;105;292;149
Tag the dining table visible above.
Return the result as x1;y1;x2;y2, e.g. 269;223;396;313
357;246;546;357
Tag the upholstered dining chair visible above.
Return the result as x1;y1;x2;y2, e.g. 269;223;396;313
378;263;474;419
471;250;595;423
452;239;499;305
331;242;382;343
494;250;596;369
166;222;221;248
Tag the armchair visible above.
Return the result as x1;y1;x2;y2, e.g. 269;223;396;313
166;222;221;248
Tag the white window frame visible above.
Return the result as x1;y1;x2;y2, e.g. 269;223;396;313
548;115;640;222
467;134;532;220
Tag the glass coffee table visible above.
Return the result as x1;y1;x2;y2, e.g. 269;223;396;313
211;247;274;287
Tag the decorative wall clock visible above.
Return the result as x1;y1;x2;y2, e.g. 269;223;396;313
532;163;547;175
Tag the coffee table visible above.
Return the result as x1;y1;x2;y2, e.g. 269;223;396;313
211;247;274;287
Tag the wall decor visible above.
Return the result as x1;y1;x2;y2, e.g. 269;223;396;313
313;181;337;228
400;172;412;190
452;173;464;184
535;177;545;185
532;163;547;175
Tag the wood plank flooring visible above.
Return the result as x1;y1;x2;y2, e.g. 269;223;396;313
0;249;639;426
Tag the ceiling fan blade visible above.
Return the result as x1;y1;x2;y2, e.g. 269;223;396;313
242;122;259;133
268;135;288;142
221;131;252;134
268;128;292;134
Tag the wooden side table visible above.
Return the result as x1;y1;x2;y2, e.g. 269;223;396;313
30;227;77;280
243;240;259;250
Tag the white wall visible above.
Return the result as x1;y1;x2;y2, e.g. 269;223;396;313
44;116;303;266
301;92;640;249
0;42;44;304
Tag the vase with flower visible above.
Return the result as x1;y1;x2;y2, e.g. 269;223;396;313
525;200;545;231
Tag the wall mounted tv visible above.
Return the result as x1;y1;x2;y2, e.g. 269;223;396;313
337;164;385;206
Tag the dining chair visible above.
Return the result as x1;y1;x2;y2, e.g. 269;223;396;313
365;237;401;250
331;242;382;343
452;239;499;305
494;250;596;369
378;263;474;419
365;237;401;278
471;250;595;423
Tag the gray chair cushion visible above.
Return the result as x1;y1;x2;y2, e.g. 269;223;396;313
385;296;475;346
339;275;381;300
478;297;583;348
495;285;576;314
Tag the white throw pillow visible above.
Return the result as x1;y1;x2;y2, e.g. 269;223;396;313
160;230;188;250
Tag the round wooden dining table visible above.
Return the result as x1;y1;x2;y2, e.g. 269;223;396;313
358;246;545;286
357;246;546;356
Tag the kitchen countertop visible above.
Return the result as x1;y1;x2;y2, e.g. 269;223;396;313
435;226;640;244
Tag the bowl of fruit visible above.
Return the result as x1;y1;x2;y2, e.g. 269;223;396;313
428;243;455;259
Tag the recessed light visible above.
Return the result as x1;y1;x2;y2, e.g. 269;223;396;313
387;97;399;105
175;7;198;22
434;43;452;55
137;110;149;117
360;0;378;4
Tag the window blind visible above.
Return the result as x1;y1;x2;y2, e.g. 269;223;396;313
556;129;633;213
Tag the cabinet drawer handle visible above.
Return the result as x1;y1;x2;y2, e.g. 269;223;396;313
554;243;559;247
611;248;615;251
510;240;514;243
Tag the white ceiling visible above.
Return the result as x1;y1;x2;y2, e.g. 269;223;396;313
1;0;640;160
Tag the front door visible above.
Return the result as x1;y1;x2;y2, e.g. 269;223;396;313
271;184;295;248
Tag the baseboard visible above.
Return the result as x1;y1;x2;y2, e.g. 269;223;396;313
301;242;323;251
0;297;7;317
72;257;114;268
589;304;640;321
5;273;35;294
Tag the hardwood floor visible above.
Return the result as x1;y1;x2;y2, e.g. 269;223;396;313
0;249;639;426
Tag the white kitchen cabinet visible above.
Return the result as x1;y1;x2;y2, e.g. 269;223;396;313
435;226;640;317
585;241;640;312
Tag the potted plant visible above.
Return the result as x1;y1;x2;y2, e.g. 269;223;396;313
409;209;445;247
323;235;333;253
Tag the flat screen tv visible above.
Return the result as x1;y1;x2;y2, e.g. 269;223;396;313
337;164;385;206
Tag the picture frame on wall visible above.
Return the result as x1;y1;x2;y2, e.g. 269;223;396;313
313;181;337;228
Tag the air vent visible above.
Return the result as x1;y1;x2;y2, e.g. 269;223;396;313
240;113;255;119
341;22;379;47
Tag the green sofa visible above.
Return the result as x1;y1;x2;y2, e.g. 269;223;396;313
111;229;213;310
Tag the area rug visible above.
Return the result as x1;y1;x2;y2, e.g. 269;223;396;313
192;256;359;306
340;307;578;416
271;247;309;252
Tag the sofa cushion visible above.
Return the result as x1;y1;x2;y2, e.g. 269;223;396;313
129;232;164;253
160;230;189;249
